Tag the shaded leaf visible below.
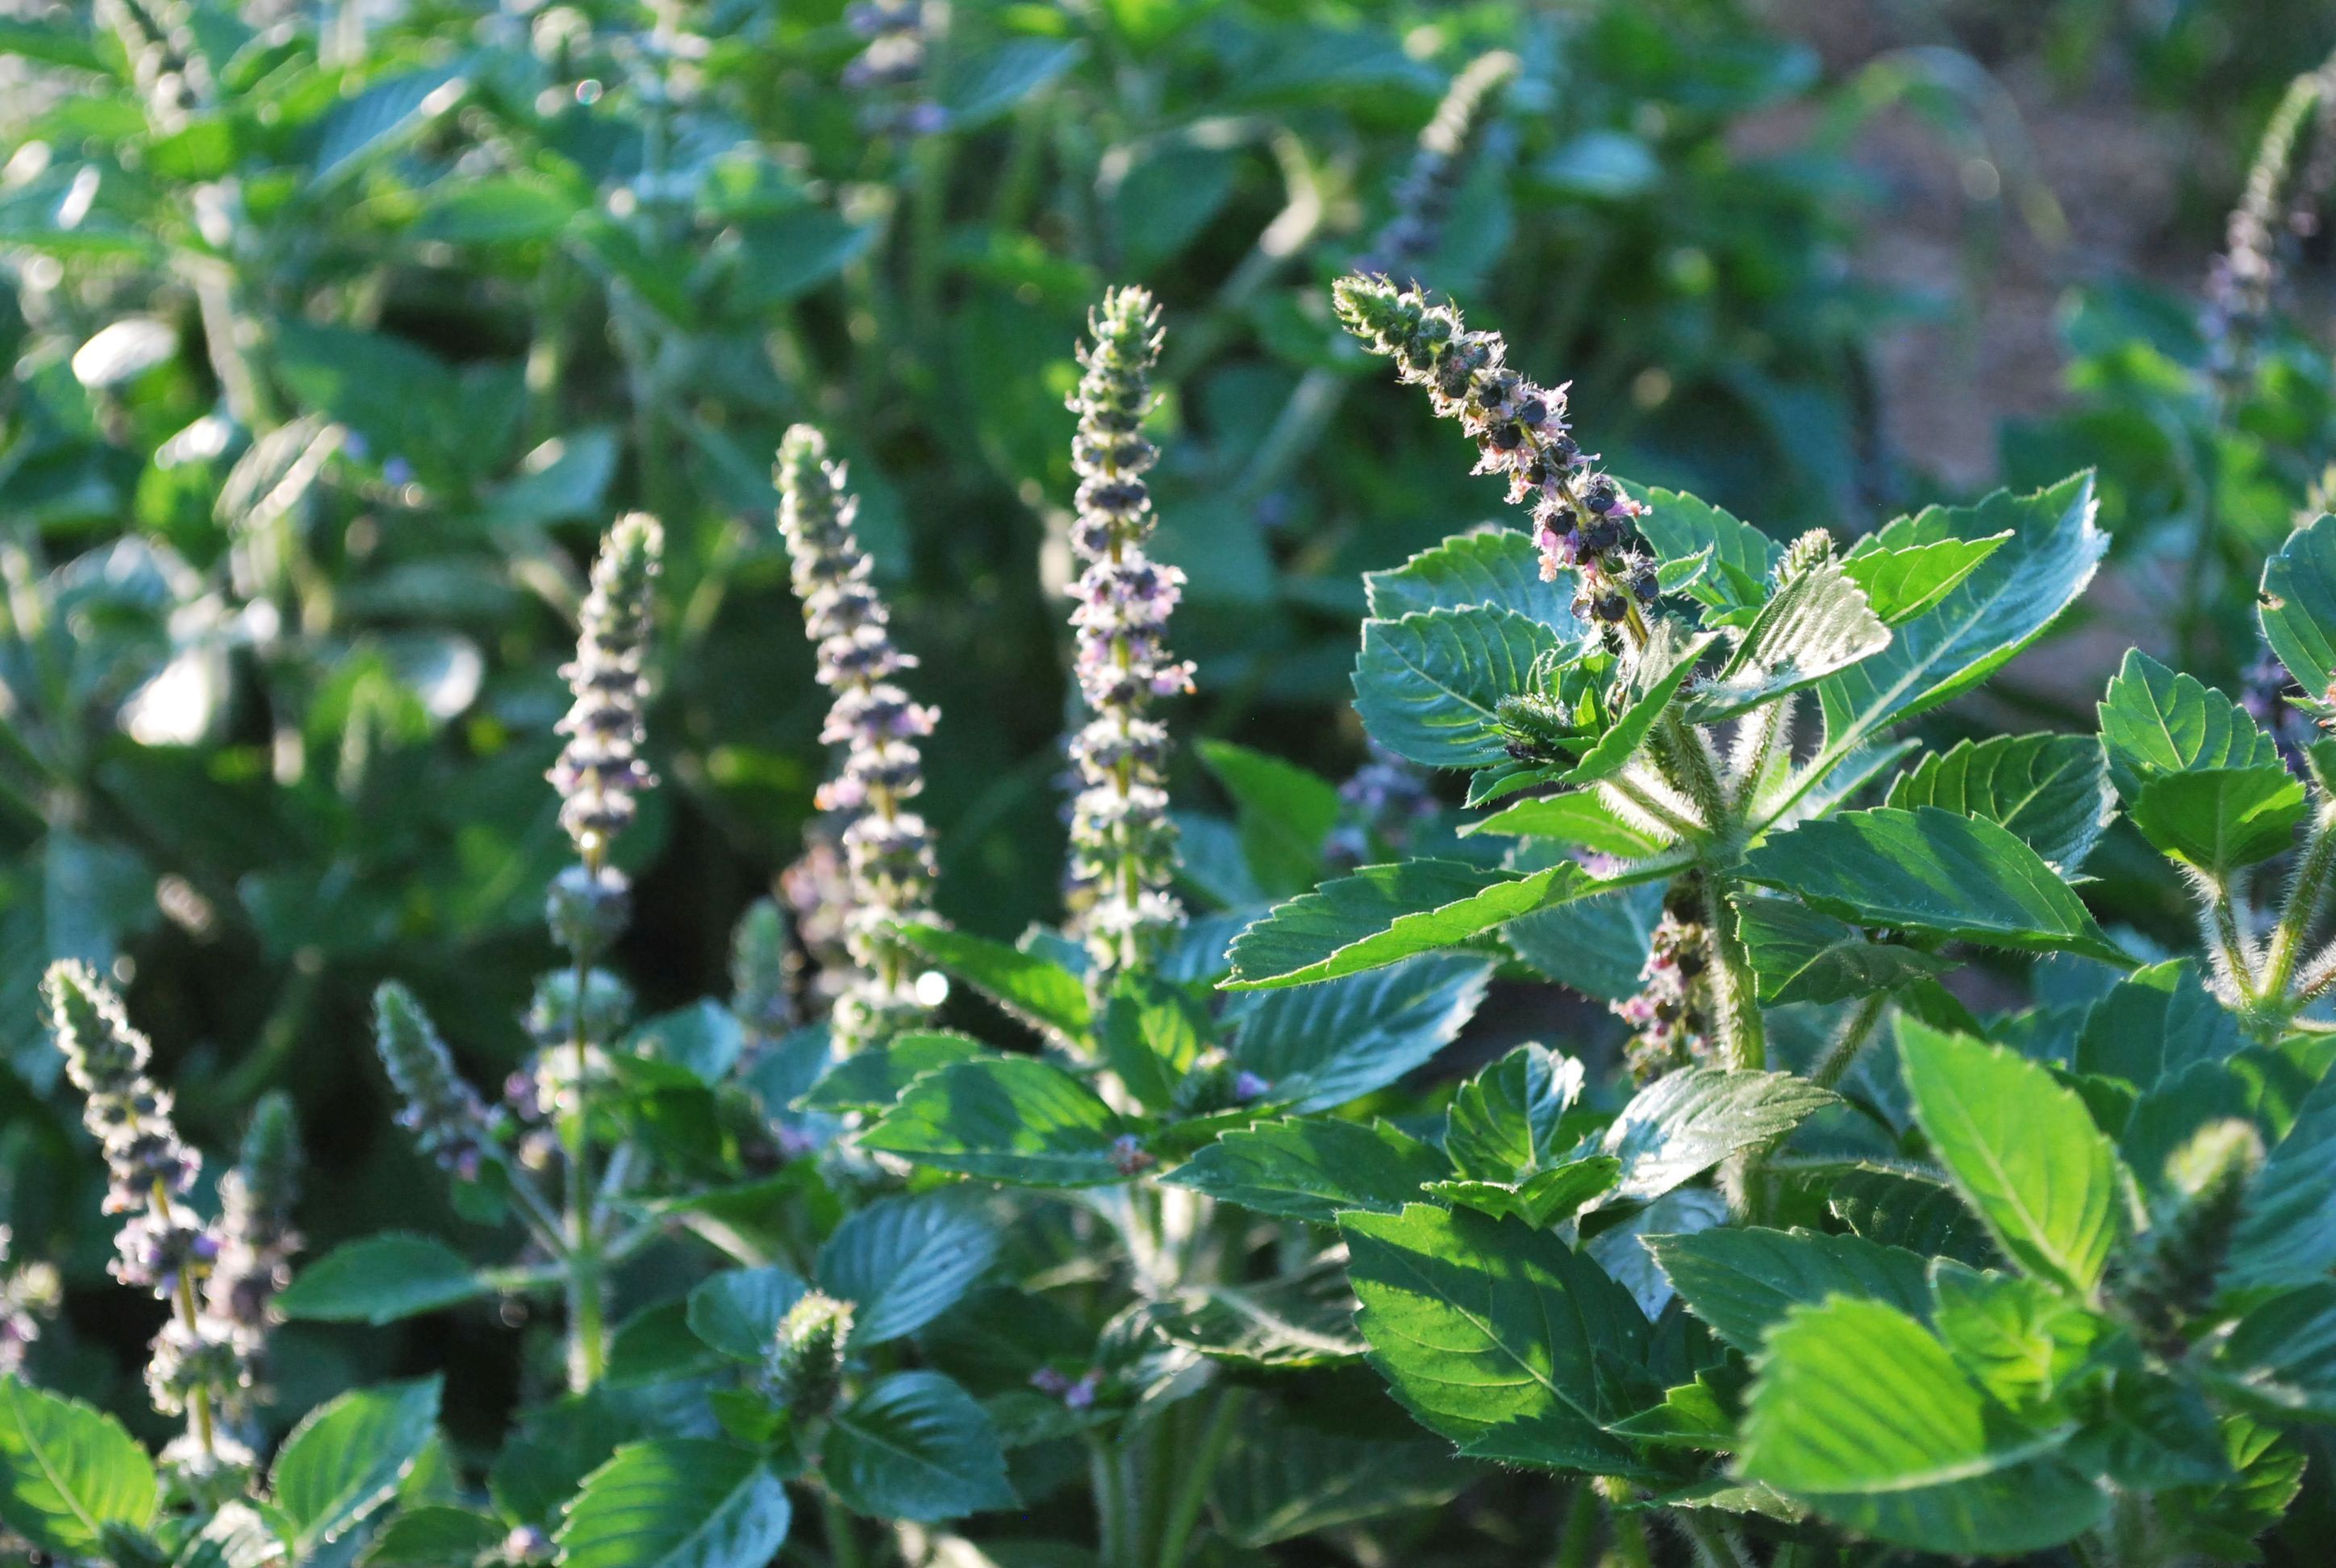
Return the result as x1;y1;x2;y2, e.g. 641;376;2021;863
1649;1228;1932;1354
277;1234;486;1325
1163;1118;1445;1222
860;1057;1140;1186
826;1372;1016;1522
1735;895;1954;1006
1352;607;1568;770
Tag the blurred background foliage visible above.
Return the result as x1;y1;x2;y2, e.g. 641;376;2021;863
2;0;2335;1477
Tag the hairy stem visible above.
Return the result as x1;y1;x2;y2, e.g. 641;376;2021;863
2257;796;2336;1018
1155;1387;1247;1568
1812;990;1891;1089
1698;874;1767;1070
562;852;607;1391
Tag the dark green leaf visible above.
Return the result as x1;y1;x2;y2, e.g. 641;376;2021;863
1223;858;1588;990
557;1441;790;1568
1364;528;1579;628
1211;1420;1473;1546
1164;1118;1445;1222
2075;959;2243;1090
1629;486;1779;623
1829;1169;2000;1268
2228;1071;2336;1293
1648;1228;1932;1354
685;1266;809;1362
1735;895;1954;1006
1602;1068;1839;1203
362;1505;507;1566
1443;1043;1583;1180
826;1372;1016;1522
1562;629;1715;783
1156;1255;1365;1369
797;1032;990;1113
1352;607;1569;770
1886;733;2117;874
815;1191;999;1346
898;924;1091;1040
277;1234;486;1325
1224;956;1489;1110
2259;512;2336;703
861;1057;1141;1186
1196;740;1341;898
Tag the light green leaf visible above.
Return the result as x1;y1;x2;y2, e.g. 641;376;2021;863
1340;1205;1649;1470
1648;1228;1933;1354
1562;629;1716;782
2130;765;2305;874
1460;791;1669;857
686;1266;809;1362
1443;1043;1584;1180
1886;733;2116;875
1808;474;2105;786
1687;557;1888;724
860;1057;1141;1186
816;1191;999;1347
1930;1266;2109;1417
557;1441;790;1568
896;924;1091;1041
826;1372;1016;1523
1163;1118;1445;1222
1608;1375;1739;1449
1740;806;2130;966
1352;607;1569;770
1840;531;2008;624
2259;512;2336;704
2096;648;2283;802
273;1378;443;1552
0;1377;156;1558
1364;527;1579;628
1735;895;1954;1006
1898;1020;2123;1295
1196;740;1341;897
1225;955;1488;1111
1098;971;1212;1111
1425;1159;1621;1228
1737;1298;2106;1556
1222;858;1588;990
277;1233;486;1325
1601;1069;1838;1204
796;1032;990;1114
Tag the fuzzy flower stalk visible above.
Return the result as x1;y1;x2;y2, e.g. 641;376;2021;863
2205;52;2336;392
0;1229;56;1375
1064;288;1195;976
1615;875;1717;1082
1358;51;1519;278
1334;277;1659;642
202;1092;301;1374
777;425;941;1053
44;961;244;1476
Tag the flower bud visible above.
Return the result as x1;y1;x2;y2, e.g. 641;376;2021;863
549;515;662;861
373;982;498;1182
547;864;632;961
2120;1118;2264;1354
764;1290;854;1416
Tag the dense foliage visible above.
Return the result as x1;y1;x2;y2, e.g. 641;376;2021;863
6;0;2336;1564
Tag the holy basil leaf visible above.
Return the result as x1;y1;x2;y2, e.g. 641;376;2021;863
1363;526;1579;628
2259;511;2336;707
1340;1205;1650;1472
1461;791;1670;857
1097;972;1212;1111
1840;531;2009;624
1197;740;1341;898
815;1191;999;1347
1929;1266;2109;1418
1222;858;1588;989
1600;1068;1839;1204
1210;1419;1473;1547
2075;958;2244;1090
1225;954;1489;1111
825;1372;1016;1523
276;1232;488;1325
1155;1256;1366;1370
273;1377;443;1553
896;924;1091;1041
1737;1297;2107;1556
1648;1227;1933;1354
1443;1042;1585;1180
1829;1169;2001;1268
860;1057;1142;1186
2226;1071;2336;1294
1353;607;1570;770
1562;628;1716;782
1885;733;2116;875
686;1266;810;1362
557;1441;791;1568
2096;648;2283;803
0;1377;156;1559
1734;895;1954;1006
1425;1158;1621;1228
1505;881;1666;1002
1162;1118;1446;1222
1740;806;2130;966
1629;486;1780;623
797;1032;991;1114
1898;1019;2125;1296
2129;764;2305;874
1686;556;1888;724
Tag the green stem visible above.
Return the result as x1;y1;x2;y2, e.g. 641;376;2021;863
1671;1508;1755;1568
562;879;607;1391
1552;1480;1600;1568
2257;798;2336;1014
1090;1437;1137;1568
1700;874;1767;1071
1155;1387;1247;1568
1811;990;1890;1089
820;1489;866;1568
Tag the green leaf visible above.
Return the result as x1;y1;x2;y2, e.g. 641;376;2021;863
1886;733;2117;875
796;1032;990;1113
1163;1118;1445;1222
311;68;465;188
1224;956;1489;1111
605;1300;730;1387
2158;1416;2305;1562
1098;972;1212;1111
1898;1020;2124;1295
1930;1266;2109;1417
273;1378;443;1553
2259;512;2336;703
861;1057;1141;1186
1735;895;1954;1006
1737;1298;2106;1556
1647;1228;1933;1354
1840;532;2009;624
1829;1169;2000;1268
1601;1068;1839;1204
2129;765;2305;873
896;924;1091;1040
815;1191;999;1346
1425;1159;1621;1228
1687;557;1888;724
362;1504;509;1566
1460;791;1668;857
277;1234;487;1325
1352;607;1568;770
0;1377;156;1558
1210;1420;1473;1546
1364;527;1579;628
1156;1255;1366;1369
2210;1283;2336;1420
1608;1374;1740;1449
1340;1205;1649;1470
1629;486;1780;623
826;1372;1016;1522
2096;648;2283;802
686;1266;809;1362
940;38;1084;126
557;1441;790;1568
1740;806;2130;966
1443;1043;1583;1180
1505;881;1666;1002
726;209;879;310
1808;474;2105;782
1562;629;1716;783
1223;858;1589;990
2228;1071;2336;1292
1196;740;1341;897
2075;958;2243;1089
